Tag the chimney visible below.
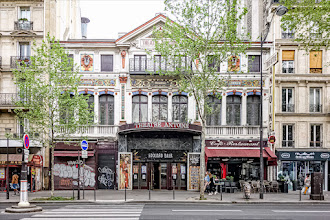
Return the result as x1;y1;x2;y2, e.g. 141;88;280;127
81;17;90;39
118;32;127;39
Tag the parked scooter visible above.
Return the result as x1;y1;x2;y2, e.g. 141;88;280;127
243;182;251;199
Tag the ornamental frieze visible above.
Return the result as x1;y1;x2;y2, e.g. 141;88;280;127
80;79;116;87
130;78;178;88
225;79;265;87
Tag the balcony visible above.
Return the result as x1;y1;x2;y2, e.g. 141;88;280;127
56;125;118;138
310;104;322;113
0;93;19;107
282;140;295;148
282;33;294;39
10;56;31;69
14;21;33;31
310;141;322;148
282;104;295;112
206;126;266;136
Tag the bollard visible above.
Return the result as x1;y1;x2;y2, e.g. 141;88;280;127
72;184;75;200
125;186;127;201
94;187;96;201
299;187;301;201
149;182;151;200
220;184;223;201
173;179;175;200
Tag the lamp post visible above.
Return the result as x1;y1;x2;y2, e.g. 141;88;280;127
259;5;288;199
5;128;11;200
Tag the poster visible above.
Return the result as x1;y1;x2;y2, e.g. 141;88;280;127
187;153;200;191
118;152;132;190
0;167;5;179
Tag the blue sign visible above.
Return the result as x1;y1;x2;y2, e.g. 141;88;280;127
23;134;30;149
81;140;88;151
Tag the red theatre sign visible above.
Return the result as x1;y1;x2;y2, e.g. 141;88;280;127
134;122;189;129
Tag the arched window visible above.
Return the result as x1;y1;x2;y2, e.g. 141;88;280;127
132;95;148;123
226;95;241;125
152;95;168;122
99;94;114;125
206;96;221;125
247;95;260;125
84;94;94;123
172;95;188;122
59;93;74;124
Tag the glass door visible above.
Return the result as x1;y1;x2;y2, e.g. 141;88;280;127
160;163;167;189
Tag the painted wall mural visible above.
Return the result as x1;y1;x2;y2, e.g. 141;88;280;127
54;161;96;188
118;152;132;190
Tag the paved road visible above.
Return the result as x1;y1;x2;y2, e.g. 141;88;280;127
1;203;330;220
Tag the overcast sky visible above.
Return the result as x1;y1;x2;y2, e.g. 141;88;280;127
80;0;166;39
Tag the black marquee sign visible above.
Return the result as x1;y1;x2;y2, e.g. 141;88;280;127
132;150;187;162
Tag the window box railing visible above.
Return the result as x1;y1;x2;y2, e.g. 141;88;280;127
10;56;31;69
206;126;266;136
282;33;294;39
309;104;322;113
282;67;294;74
56;125;118;137
310;141;322;148
282;140;295;148
282;104;294;112
0;93;20;106
14;21;33;31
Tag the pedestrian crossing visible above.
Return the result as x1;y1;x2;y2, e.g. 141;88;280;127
21;204;144;220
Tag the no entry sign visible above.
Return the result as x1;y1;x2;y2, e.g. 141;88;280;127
81;140;88;151
23;134;30;149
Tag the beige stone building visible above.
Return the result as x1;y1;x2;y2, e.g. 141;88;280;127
268;5;330;191
0;0;82;191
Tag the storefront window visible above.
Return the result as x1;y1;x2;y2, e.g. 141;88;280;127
152;95;168;122
132;95;148;123
172;95;188;122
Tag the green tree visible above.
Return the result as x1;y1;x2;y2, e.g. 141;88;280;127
13;35;94;197
281;0;330;51
153;0;250;199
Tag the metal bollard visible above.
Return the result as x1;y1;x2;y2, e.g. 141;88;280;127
220;184;223;201
149;182;151;200
299;187;301;201
94;187;96;201
125;186;127;201
173;179;175;200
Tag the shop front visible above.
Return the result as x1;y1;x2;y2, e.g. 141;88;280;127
276;150;330;191
205;139;277;182
118;122;202;190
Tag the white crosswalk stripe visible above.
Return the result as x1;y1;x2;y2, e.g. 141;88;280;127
21;204;144;220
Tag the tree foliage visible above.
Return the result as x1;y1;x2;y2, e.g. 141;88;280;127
153;0;250;199
281;0;330;51
13;35;94;196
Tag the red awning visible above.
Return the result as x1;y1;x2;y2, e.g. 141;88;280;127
54;151;94;157
205;147;277;160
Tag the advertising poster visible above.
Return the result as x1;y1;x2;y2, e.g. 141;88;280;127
187;153;200;191
118;152;132;190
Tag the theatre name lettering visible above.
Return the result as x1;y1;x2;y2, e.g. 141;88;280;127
148;152;173;159
134;122;189;129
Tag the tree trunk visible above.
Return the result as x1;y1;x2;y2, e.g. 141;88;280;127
51;144;54;197
199;125;206;200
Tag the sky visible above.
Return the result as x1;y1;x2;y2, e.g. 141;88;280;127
80;0;166;39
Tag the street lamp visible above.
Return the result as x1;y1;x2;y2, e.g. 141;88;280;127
259;5;288;199
5;128;11;200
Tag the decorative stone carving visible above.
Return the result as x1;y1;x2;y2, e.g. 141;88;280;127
131;78;178;88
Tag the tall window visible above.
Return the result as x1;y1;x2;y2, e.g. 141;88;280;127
152;95;168;122
59;94;74;124
132;95;148;123
208;56;220;72
67;54;74;71
101;55;113;72
282;51;294;73
310;125;321;147
282;124;294;147
19;42;31;58
310;88;321;112
282;88;294;112
85;94;94;123
246;95;260;125
281;24;294;39
310;51;322;73
226;95;241;125
205;96;221;125
99;95;114;125
134;55;147;72
172;95;188;122
154;55;167;72
20;7;30;20
248;55;260;72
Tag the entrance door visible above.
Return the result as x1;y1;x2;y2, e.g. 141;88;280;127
153;163;160;189
160;163;167;189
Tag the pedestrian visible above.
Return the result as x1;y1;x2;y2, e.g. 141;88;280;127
204;171;210;194
209;172;217;195
303;173;311;195
11;172;19;196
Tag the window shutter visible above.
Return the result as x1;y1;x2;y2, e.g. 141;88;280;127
282;51;294;61
101;55;113;72
310;51;322;68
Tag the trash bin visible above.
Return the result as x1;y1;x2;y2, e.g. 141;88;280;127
283;182;288;193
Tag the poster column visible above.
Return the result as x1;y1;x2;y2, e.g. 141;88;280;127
187;153;200;191
118;152;132;190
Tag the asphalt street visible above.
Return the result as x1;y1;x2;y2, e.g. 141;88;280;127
1;203;330;220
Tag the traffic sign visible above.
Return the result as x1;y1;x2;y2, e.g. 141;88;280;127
81;140;88;151
82;150;88;159
269;135;276;144
24;149;29;163
23;134;30;149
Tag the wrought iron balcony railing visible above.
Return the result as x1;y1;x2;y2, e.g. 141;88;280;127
282;104;295;112
310;141;322;148
309;104;322;113
282;140;295;148
0;93;19;106
282;33;294;39
14;21;33;31
282;67;294;74
10;56;31;69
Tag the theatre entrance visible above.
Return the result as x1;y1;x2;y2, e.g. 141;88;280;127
152;162;167;190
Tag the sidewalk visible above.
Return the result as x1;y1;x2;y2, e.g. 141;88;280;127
1;189;329;204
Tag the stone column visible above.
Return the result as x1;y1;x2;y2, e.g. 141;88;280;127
168;93;172;122
241;93;247;125
221;94;226;125
148;93;152;122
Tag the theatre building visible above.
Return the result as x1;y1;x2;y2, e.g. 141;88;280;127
118;122;201;190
